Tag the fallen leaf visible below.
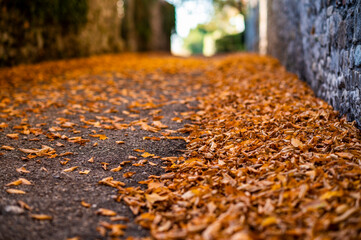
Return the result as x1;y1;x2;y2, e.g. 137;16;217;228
141;152;155;158
79;170;90;174
145;193;168;205
6;133;19;139
66;237;80;240
110;166;123;172
123;172;136;178
336;152;354;159
18;200;32;210
1;145;15;150
63;166;78;172
152;121;168;129
291;138;304;148
81;201;91;208
31;214;52;220
6;178;32;186
110;216;129;222
6;189;26;194
96;208;117;216
89;134;108;140
261;217;277;227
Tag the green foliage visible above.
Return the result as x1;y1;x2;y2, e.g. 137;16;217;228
2;0;88;33
215;33;245;53
183;27;207;54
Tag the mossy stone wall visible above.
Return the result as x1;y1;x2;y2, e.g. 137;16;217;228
0;0;123;67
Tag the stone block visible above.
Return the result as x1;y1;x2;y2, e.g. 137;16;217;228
327;6;334;16
354;45;361;67
337;20;347;48
353;4;361;43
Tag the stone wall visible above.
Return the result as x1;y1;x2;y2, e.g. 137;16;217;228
0;0;175;67
266;0;361;126
0;0;123;67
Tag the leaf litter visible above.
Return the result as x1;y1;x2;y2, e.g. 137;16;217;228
0;53;360;239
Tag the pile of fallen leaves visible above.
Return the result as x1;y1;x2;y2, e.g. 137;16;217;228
116;55;361;239
1;53;360;239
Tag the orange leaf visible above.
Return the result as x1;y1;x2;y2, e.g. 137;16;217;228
79;170;90;174
123;172;136;178
16;167;30;173
291;138;304;148
81;200;91;208
96;208;117;216
63;166;78;172
110;166;123;172
31;214;52;220
89;134;108;140
6;133;19;139
141;152;155;158
1;145;15;150
6;189;26;194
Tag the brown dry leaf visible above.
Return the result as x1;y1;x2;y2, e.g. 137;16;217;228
89;134;108;140
261;217;278;227
145;193;168;205
59;152;73;157
123;172;136;178
6;133;19;139
320;191;343;200
18;200;32;210
6;189;26;194
335;152;354;159
291;138;304;148
101;162;109;170
110;216;129;222
139;123;159;133
141;152;154;158
81;200;91;208
110;166;123;172
63;166;79;172
133;149;145;153
152;121;168;129
171;117;182;123
96;208;117;216
6;178;32;186
1;145;15;150
31;214;52;220
116;141;125;144
99;177;125;188
19;145;55;157
79;170;90;174
128;155;138;160
66;237;80;240
88;157;94;163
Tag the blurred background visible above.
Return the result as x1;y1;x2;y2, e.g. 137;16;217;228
0;0;266;66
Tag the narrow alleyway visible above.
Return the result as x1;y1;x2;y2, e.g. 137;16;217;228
0;53;360;239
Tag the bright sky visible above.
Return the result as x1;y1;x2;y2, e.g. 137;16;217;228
167;0;214;38
166;0;214;54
